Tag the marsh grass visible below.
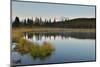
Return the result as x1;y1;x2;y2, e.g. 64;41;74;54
15;38;54;59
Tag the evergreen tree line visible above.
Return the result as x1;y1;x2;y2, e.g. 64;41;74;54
12;16;96;28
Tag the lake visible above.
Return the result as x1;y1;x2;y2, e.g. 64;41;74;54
11;32;96;66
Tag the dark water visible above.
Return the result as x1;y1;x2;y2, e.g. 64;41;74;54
11;32;96;65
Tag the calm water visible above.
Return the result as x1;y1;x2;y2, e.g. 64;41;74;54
11;32;96;65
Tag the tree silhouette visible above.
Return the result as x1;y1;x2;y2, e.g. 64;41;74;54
12;16;96;28
53;18;56;23
12;16;20;27
34;17;40;25
49;19;51;23
39;17;43;25
23;19;27;26
27;18;33;27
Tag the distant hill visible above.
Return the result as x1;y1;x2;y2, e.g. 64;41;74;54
46;18;96;28
64;18;96;28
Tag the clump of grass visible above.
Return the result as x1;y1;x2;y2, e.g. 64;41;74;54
29;43;40;59
39;42;54;59
15;38;30;54
29;41;54;60
15;38;54;59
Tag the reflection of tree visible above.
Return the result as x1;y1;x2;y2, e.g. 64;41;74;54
27;33;33;39
35;34;42;41
15;39;55;60
24;32;95;41
69;32;96;39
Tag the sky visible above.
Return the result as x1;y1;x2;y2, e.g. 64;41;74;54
12;1;95;21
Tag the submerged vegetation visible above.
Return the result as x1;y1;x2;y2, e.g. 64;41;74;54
15;38;54;60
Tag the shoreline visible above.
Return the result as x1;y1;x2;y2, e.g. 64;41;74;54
12;27;96;32
12;28;96;42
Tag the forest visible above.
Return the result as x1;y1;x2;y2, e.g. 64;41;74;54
12;16;96;28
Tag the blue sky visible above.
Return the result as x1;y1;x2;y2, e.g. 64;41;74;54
12;1;95;21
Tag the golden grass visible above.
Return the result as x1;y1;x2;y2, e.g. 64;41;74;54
12;31;22;42
12;27;96;32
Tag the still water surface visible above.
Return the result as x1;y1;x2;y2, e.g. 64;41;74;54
11;32;96;65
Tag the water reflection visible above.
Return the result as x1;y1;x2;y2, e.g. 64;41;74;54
24;32;95;41
12;32;95;65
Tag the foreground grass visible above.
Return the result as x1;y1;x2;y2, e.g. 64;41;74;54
12;27;96;42
15;38;54;59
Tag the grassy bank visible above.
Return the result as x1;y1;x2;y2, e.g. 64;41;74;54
12;27;96;42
